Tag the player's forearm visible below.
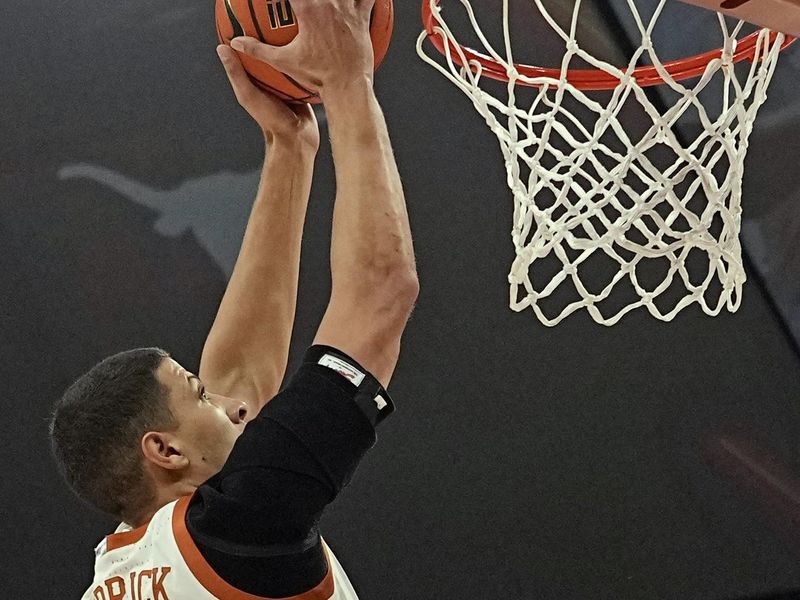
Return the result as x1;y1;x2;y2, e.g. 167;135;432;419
321;79;417;293
200;138;315;408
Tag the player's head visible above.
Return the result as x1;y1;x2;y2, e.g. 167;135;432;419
49;348;248;525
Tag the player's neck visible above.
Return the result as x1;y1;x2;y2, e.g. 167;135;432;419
129;479;197;528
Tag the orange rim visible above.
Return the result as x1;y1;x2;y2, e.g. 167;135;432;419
421;0;796;90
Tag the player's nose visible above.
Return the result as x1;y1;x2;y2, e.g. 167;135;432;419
224;400;249;425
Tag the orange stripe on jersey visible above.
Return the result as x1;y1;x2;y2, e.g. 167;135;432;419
105;522;149;552
172;495;335;600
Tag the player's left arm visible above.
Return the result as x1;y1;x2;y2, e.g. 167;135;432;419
198;45;319;413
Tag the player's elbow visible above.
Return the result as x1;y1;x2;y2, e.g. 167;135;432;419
379;268;419;322
393;268;419;309
329;267;418;334
354;267;419;326
344;264;418;305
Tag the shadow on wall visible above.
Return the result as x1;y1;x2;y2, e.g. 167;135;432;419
58;163;260;277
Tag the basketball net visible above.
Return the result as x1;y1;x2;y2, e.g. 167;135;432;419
417;0;789;326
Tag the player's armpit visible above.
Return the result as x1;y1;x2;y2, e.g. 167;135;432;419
199;360;282;415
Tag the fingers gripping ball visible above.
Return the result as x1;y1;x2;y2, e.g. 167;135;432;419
215;0;394;104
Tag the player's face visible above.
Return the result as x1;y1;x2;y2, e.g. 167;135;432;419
156;358;248;484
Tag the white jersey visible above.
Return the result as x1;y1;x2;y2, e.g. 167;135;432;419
83;496;360;600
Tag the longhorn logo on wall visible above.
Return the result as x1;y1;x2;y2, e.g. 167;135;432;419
267;0;295;29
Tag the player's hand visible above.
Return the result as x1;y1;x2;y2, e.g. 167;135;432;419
229;0;376;97
216;44;320;150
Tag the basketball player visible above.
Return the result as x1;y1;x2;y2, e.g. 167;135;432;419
49;1;418;598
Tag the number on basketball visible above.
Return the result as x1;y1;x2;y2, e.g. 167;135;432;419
267;0;295;30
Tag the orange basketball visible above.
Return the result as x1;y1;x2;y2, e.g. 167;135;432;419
215;0;394;103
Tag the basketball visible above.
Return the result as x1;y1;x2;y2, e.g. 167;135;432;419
215;0;394;103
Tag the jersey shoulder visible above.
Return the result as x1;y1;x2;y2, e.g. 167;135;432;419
83;496;358;600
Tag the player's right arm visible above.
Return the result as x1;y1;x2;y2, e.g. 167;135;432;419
312;78;418;388
231;0;419;388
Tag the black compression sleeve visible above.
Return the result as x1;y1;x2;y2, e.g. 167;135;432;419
185;345;394;597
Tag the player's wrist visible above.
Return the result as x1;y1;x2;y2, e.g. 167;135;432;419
264;129;320;155
319;74;375;105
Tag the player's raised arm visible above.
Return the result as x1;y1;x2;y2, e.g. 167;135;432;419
198;48;320;411
312;82;418;387
232;0;419;388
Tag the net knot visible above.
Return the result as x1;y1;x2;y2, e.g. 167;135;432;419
565;39;580;55
619;73;635;87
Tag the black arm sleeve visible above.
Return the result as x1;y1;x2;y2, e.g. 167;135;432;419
185;345;395;597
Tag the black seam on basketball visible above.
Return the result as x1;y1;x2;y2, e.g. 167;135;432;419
247;0;267;41
255;80;316;102
251;77;316;102
721;0;752;8
245;74;292;97
224;0;245;38
255;83;293;100
246;65;314;99
280;72;318;99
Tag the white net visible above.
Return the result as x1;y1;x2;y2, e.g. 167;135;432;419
417;0;787;325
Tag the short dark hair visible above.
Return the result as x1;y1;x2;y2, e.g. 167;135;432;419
49;347;175;523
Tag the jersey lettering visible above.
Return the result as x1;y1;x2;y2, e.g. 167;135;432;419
94;568;172;600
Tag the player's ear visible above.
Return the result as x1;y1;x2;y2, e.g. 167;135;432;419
141;431;189;471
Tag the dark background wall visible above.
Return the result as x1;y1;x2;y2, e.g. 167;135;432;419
2;1;800;598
